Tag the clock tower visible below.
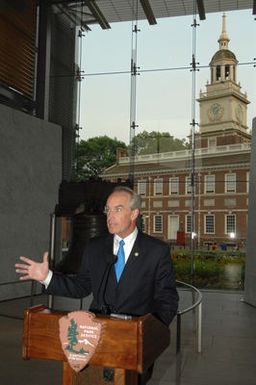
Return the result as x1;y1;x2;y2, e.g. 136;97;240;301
197;14;250;146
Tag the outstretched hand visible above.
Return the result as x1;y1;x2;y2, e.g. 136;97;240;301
15;251;49;282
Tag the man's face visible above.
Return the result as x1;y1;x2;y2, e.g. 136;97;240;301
105;191;139;238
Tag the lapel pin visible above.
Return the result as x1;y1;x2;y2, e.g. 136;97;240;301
134;252;139;257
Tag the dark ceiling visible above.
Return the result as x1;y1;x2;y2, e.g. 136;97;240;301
48;0;255;30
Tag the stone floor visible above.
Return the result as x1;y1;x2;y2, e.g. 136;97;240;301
0;289;256;385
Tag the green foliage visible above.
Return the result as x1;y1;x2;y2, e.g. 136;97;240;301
74;132;188;180
129;130;188;155
172;249;245;289
75;136;127;180
172;248;245;263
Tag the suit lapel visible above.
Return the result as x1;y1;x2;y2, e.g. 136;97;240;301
103;234;114;259
119;232;144;281
126;233;142;265
103;234;118;285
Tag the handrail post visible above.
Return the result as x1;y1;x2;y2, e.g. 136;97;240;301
197;301;202;353
176;312;181;354
176;280;203;355
47;213;56;309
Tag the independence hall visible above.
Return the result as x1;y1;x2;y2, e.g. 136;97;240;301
103;15;251;248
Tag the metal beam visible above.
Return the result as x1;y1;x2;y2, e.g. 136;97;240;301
196;0;206;20
253;0;256;14
87;0;110;29
140;0;157;25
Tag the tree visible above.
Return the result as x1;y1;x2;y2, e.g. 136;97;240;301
75;136;127;180
129;131;189;155
74;132;188;181
66;319;79;352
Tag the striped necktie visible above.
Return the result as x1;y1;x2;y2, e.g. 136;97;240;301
115;239;125;282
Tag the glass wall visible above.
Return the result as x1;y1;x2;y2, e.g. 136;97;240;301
75;8;256;288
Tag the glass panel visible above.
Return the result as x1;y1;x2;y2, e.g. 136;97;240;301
154;215;163;233
205;175;215;193
205;214;215;234
137;180;146;195
225;173;236;193
154;178;163;195
75;7;254;289
226;214;236;234
169;177;179;195
186;214;192;234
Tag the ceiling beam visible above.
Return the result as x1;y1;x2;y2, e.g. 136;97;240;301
253;0;256;14
140;0;157;25
196;0;206;20
87;0;110;29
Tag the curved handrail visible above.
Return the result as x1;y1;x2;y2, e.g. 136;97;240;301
1;279;202;353
176;279;203;314
175;280;203;353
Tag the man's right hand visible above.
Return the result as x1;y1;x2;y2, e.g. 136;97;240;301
15;251;49;282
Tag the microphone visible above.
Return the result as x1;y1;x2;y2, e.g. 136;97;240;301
97;254;117;315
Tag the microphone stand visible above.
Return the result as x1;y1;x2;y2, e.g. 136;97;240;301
97;254;117;315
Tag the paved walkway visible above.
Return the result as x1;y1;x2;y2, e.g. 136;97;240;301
0;290;256;385
149;290;256;385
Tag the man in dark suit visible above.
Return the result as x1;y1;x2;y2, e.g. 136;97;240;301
16;186;179;383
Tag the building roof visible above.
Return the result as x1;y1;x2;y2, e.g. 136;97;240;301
102;143;251;178
210;49;237;64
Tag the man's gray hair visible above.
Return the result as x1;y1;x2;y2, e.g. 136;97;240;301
112;186;141;210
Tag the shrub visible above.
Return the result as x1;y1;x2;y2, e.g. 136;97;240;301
172;248;245;289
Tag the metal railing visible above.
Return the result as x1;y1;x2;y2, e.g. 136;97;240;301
0;278;202;354
176;280;203;354
0;279;38;306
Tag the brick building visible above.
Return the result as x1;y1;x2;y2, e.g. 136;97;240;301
102;15;251;248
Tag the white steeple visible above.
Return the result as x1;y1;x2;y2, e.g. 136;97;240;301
218;13;230;50
197;14;250;139
209;13;237;84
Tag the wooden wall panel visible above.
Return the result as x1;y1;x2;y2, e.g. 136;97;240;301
0;0;36;99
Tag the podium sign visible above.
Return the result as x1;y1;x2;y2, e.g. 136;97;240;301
23;305;170;385
59;311;102;372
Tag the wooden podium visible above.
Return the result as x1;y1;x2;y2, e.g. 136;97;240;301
23;305;170;385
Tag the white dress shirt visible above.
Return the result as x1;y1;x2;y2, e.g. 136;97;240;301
114;227;138;263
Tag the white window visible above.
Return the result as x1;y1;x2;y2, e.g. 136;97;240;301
205;214;215;234
154;215;163;232
169;176;179;195
225;214;236;235
205;175;215;193
154;178;163;195
225;173;236;193
186;214;192;233
137;180;146;195
186;176;192;194
141;216;147;232
246;171;250;193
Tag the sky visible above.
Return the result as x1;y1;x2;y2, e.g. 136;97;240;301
77;9;256;145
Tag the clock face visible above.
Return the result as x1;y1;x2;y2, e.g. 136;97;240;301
208;103;224;121
235;104;243;123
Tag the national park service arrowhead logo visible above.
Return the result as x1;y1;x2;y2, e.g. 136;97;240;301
59;311;102;372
